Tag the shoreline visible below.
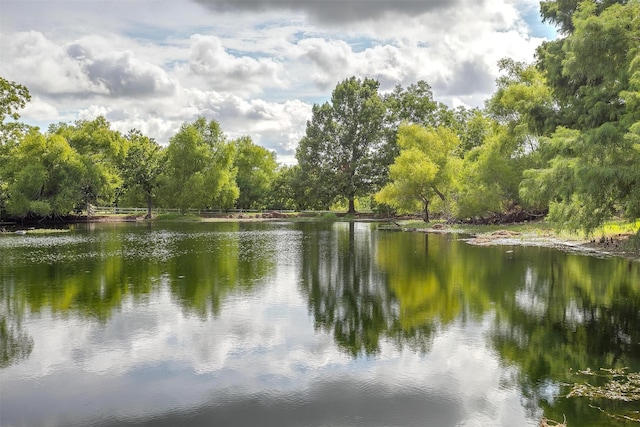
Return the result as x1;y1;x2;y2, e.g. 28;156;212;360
392;224;640;262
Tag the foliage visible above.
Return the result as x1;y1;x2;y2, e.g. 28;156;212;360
0;76;31;145
296;76;386;213
51;117;126;209
159;117;239;211
375;124;461;222
4;129;86;217
267;164;305;210
119;129;165;218
233;136;277;209
523;0;640;234
0;77;32;216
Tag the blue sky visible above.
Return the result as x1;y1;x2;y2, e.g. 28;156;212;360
0;0;556;164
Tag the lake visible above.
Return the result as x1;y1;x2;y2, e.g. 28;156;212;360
1;221;639;426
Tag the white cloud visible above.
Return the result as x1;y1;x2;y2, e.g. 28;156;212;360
0;0;555;163
185;34;285;94
4;31;108;96
18;97;59;121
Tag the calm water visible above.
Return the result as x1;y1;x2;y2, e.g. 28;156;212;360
1;221;639;426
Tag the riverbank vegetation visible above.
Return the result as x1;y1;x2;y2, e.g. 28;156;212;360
1;0;639;245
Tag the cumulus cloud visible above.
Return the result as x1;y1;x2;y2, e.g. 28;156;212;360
185;34;284;94
81;50;177;97
2;31;178;99
4;31;108;96
0;0;554;163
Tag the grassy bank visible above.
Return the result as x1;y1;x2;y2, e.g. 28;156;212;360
381;218;640;260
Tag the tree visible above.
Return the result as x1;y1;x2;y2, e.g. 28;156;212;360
119;129;165;218
0;76;31;146
159;117;238;211
523;0;640;233
456;124;535;220
0;77;31;218
454;60;553;220
296;76;386;214
51;117;126;210
4;128;85;218
381;81;454;174
540;0;627;34
375;124;461;222
266;165;297;210
486;58;556;149
232;136;277;210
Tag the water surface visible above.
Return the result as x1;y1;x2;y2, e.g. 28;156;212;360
1;221;639;426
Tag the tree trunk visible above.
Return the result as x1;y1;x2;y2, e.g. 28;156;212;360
423;200;429;223
145;193;153;219
347;196;356;215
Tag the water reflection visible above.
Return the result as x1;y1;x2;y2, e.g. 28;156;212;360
298;222;398;356
0;222;639;426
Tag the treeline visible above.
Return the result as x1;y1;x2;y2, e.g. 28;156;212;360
1;0;639;233
0;111;281;219
296;0;640;233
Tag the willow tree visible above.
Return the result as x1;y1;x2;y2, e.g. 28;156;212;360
4;129;86;217
375;124;460;222
159;117;238;211
232;136;277;210
296;76;386;214
51;117;126;210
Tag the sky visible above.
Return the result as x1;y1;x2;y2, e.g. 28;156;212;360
0;0;556;164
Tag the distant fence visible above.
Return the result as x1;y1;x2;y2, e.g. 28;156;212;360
91;207;300;215
90;207;373;216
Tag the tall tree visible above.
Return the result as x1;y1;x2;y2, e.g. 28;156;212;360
232;136;277;210
159;117;238;211
0;77;31;218
0;77;31;146
523;0;640;232
454;59;554;220
382;81;454;171
119;129;165;218
375;124;461;222
296;76;386;214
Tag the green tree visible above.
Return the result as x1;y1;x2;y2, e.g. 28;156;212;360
540;0;626;34
160;117;238;211
487;59;555;149
0;77;31;218
375;124;461;222
450;107;492;156
296;76;386;214
381;81;455;176
456;126;522;219
119;129;165;218
267;164;313;211
232;136;277;210
51;117;126;210
4;129;85;217
455;59;553;220
0;76;31;146
523;0;640;233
